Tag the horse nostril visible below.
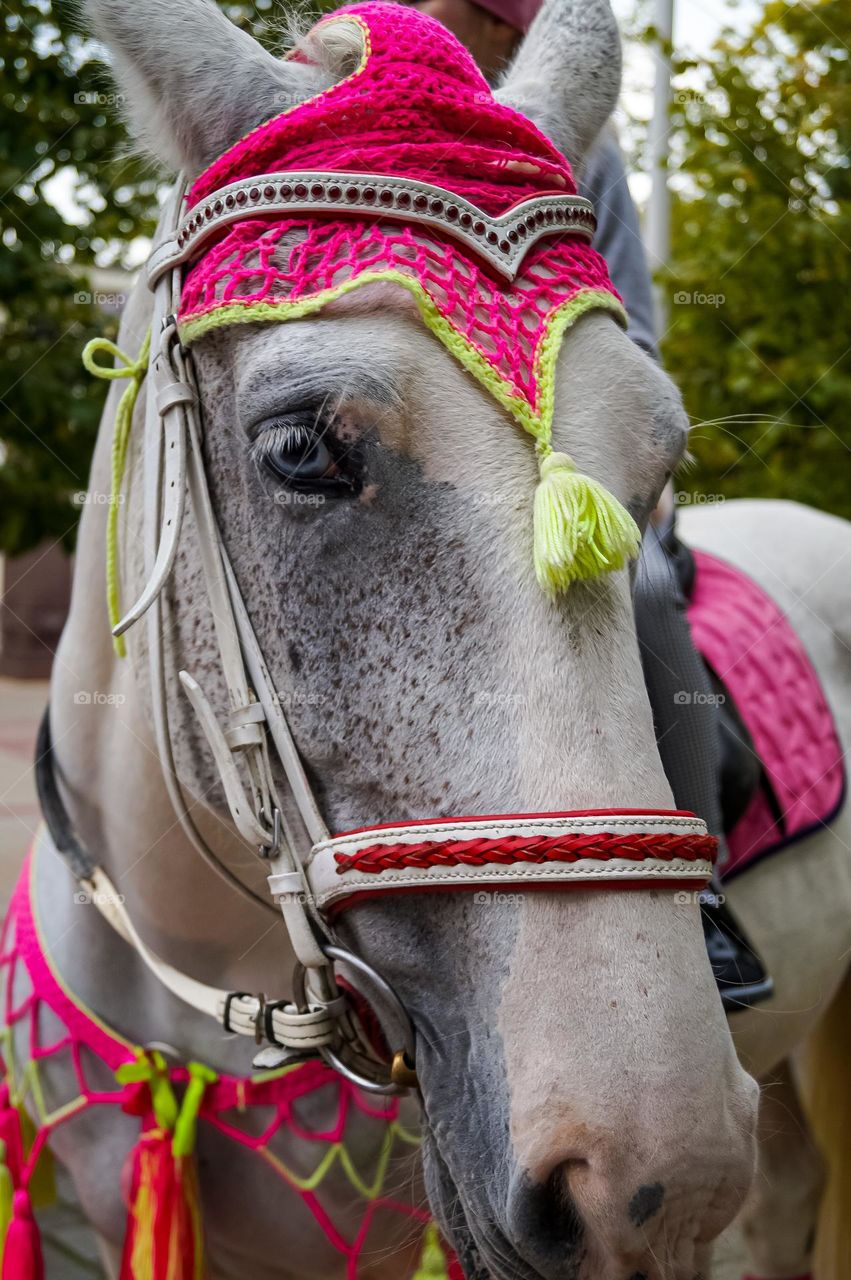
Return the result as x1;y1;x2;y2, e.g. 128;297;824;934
505;1163;587;1263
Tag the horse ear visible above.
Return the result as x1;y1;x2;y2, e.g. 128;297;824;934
81;0;346;176
495;0;622;171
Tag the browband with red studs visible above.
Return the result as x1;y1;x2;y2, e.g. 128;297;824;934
146;170;596;288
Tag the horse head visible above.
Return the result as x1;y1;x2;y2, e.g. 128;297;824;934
80;0;758;1275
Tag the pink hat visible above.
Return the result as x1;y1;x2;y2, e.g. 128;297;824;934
470;0;542;34
178;2;623;432
172;3;635;592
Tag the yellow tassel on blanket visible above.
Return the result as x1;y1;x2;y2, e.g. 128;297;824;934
533;448;640;593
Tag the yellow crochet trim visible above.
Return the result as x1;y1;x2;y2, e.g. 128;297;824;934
179;279;624;437
81;330;150;657
258;1113;417;1198
179;277;638;592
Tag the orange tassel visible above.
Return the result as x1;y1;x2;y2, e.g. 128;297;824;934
1;1189;44;1280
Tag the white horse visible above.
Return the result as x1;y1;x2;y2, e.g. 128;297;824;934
678;500;851;1280
11;0;851;1277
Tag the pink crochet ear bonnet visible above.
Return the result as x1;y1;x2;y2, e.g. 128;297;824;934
169;1;641;593
176;1;626;437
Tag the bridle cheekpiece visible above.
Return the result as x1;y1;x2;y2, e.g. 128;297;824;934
71;2;715;1095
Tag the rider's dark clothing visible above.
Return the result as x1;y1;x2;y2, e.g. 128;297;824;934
635;523;773;1009
583;134;772;1009
634;519;726;845
579;128;659;360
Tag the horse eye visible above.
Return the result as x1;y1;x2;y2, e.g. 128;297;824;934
257;422;335;482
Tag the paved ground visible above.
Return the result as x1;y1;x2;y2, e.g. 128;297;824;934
0;677;48;907
0;676;748;1278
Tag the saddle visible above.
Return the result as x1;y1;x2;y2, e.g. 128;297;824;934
675;539;846;880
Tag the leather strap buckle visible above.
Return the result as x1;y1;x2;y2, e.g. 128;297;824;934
263;999;292;1048
222;990;252;1034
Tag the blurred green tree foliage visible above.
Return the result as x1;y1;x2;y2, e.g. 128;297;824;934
0;0;307;554
662;0;851;516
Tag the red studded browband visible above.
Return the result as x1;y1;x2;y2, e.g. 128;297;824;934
146;170;596;288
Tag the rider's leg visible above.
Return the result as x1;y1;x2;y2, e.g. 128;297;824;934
634;519;773;1009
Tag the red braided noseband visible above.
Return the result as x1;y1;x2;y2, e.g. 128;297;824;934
334;830;716;874
289;811;718;917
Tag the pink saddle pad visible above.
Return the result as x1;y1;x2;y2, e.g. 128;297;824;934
687;550;846;879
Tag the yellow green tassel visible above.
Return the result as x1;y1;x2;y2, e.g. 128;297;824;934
172;1063;218;1159
0;1140;13;1255
532;446;640;594
413;1223;451;1280
115;1053;216;1280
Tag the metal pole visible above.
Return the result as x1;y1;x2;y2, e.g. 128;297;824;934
646;0;675;304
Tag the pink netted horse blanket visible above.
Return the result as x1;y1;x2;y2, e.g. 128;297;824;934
688;550;845;878
176;1;625;436
0;837;454;1278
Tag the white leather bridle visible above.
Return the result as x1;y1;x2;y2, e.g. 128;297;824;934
70;171;715;1095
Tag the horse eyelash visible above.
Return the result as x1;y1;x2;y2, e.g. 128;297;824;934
252;420;325;466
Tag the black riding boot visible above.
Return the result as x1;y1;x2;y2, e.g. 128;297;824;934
700;872;773;1011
